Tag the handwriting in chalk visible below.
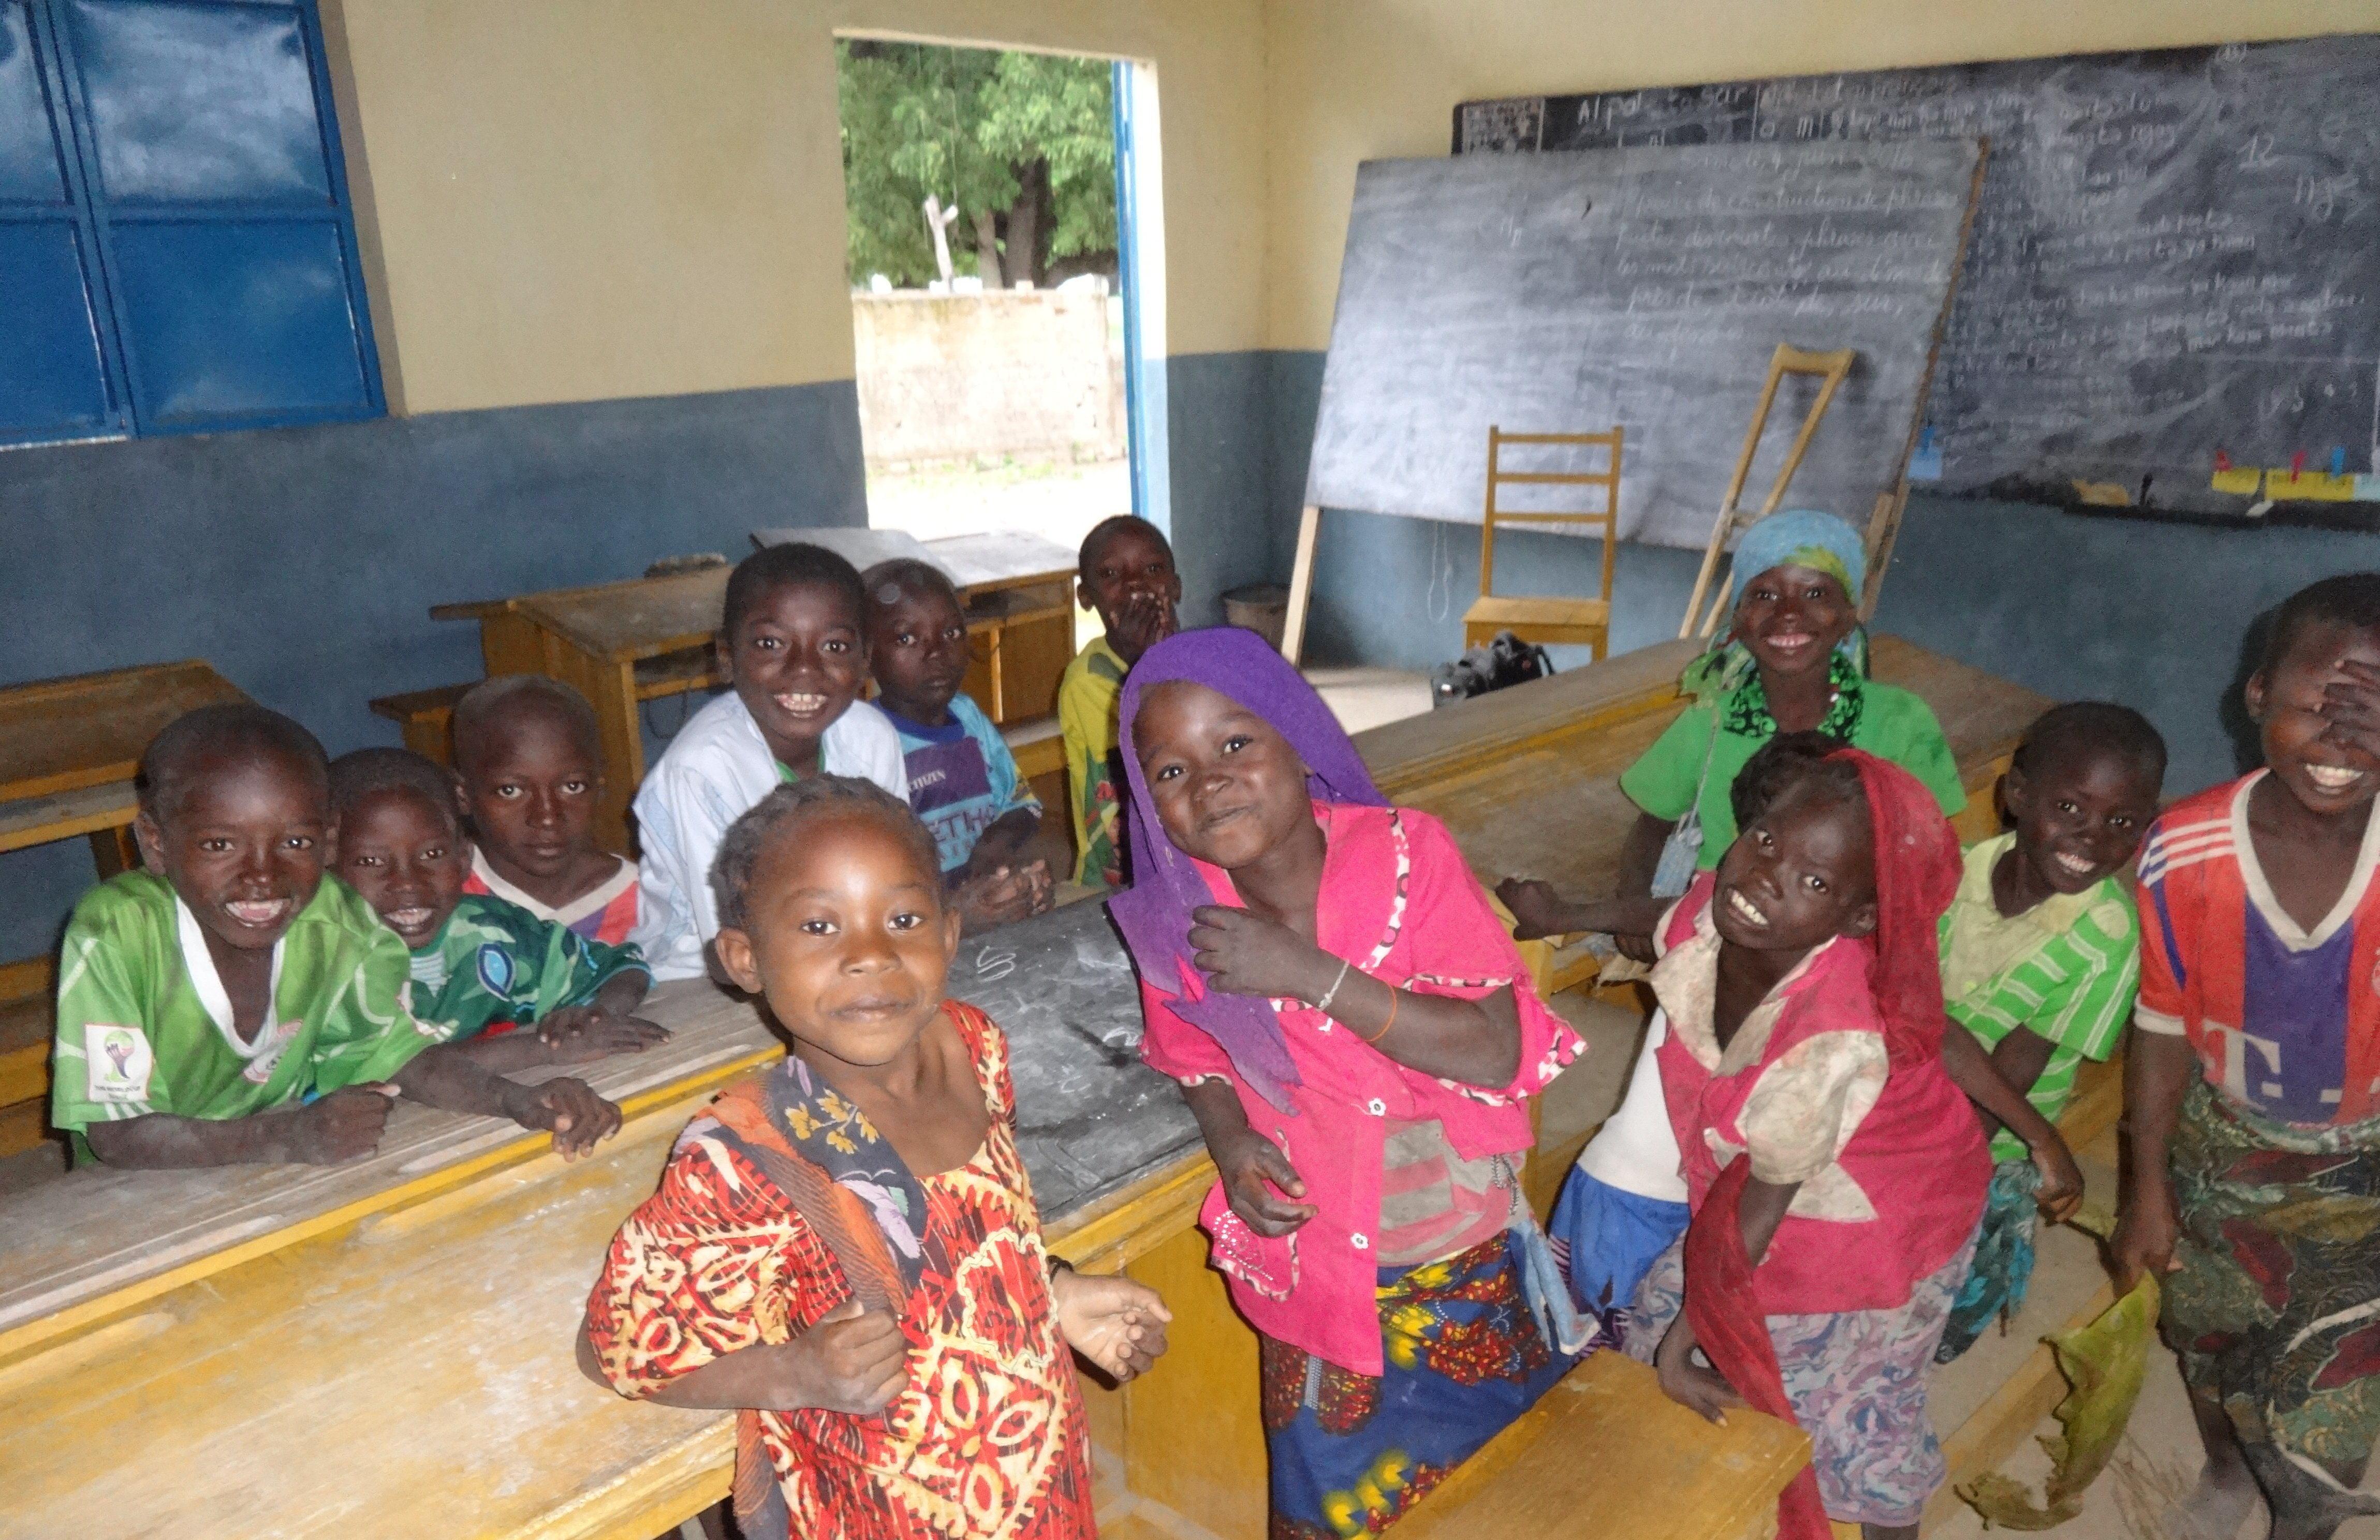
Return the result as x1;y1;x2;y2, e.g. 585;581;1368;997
974;945;1018;984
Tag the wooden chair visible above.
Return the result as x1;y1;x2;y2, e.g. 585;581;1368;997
1462;426;1624;659
1679;343;1858;640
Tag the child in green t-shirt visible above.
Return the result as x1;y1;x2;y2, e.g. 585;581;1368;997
1933;702;2165;1361
327;748;666;1072
52;706;623;1168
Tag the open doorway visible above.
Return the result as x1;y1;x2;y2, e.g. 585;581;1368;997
834;41;1159;567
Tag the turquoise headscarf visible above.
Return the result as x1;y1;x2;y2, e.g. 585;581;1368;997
1686;508;1871;700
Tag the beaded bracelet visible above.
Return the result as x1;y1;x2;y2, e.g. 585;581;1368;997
1312;956;1354;1016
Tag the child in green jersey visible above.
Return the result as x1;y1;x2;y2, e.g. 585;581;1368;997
51;706;623;1168
327;748;666;1071
1933;702;2164;1361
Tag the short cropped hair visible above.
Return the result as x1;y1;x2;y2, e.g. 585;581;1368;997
860;557;962;614
327;747;460;832
1078;514;1170;580
2011;701;2166;785
451;674;601;773
137;704;328;825
2261;573;2380;675
709;775;942;932
723;542;867;642
1729;730;1860;831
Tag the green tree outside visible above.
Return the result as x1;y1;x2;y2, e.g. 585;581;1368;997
838;42;1116;291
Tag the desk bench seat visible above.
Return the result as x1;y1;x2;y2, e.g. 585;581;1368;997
1396;1351;1809;1540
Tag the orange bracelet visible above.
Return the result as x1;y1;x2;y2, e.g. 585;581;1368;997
1359;980;1400;1043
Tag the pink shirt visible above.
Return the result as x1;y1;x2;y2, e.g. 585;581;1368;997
1138;803;1583;1374
1654;875;1988;1314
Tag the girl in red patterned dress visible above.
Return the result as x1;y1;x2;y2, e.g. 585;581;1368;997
579;776;1170;1540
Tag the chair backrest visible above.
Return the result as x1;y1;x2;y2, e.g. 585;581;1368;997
1478;426;1624;603
1680;344;1859;640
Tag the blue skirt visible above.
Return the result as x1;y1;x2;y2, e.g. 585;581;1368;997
1548;1165;1690;1342
1260;1230;1574;1539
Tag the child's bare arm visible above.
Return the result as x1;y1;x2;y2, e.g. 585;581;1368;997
1655;1173;1800;1424
1495;879;1667;942
576;1300;907;1414
1616;812;1674;899
390;1044;622;1159
1938;1024;2084;1220
2111;1028;2195;1291
532;972;670;1064
82;1086;398;1168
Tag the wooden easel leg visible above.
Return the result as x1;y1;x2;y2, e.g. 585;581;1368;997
1282;504;1322;666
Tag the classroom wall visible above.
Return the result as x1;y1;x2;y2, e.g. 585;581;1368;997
0;0;1270;958
1258;0;2380;803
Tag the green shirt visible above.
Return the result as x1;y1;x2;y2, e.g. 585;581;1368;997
1059;634;1129;887
51;873;434;1161
408;893;648;1044
1618;677;1966;868
1938;833;2139;1162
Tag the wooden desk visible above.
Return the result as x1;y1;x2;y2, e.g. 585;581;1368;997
0;636;2046;1540
0;978;783;1362
433;541;1076;851
0;659;248;867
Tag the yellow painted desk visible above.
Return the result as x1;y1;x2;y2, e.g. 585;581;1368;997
0;635;2047;1540
433;546;1075;852
0;978;782;1363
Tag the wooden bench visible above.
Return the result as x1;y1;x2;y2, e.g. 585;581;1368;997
1395;1352;1810;1540
0;959;54;1161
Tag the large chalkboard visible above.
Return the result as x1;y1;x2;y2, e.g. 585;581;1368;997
1458;36;2380;514
1303;139;1982;549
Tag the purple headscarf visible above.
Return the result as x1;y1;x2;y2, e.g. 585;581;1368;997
1108;627;1387;1111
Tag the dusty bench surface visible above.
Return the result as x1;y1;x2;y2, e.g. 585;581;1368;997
0;902;1218;1540
0;978;782;1356
1394;1352;1810;1540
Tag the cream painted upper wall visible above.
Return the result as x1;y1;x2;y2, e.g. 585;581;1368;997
1262;0;2380;351
327;0;1262;415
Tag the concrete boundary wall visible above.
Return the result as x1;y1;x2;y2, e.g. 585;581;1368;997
852;289;1125;466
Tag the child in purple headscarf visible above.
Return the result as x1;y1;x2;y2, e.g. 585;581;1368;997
1111;627;1585;1536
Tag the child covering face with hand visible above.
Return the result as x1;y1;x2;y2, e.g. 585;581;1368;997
581;777;1166;1540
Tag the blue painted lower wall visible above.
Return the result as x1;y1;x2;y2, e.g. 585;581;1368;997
8;346;2369;961
0;381;867;958
1264;347;2374;803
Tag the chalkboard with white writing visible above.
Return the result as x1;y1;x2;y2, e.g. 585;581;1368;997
1304;139;1982;548
1458;36;2380;513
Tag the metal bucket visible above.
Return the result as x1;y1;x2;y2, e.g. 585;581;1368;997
1221;583;1290;653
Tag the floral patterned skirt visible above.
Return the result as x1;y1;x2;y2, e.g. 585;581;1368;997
1259;1230;1573;1540
2168;1079;2380;1468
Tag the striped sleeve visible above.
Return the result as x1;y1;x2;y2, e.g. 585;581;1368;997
2132;812;2210;1038
2027;901;2139;1062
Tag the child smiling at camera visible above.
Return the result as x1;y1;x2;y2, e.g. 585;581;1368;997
631;542;908;980
582;776;1166;1540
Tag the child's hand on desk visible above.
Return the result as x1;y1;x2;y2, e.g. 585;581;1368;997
953;860;1053;928
290;1084;401;1164
1051;1267;1173;1382
1653;1315;1744;1426
1212;1124;1319;1237
1187;905;1326;1000
777;1299;910;1414
536;1006;671;1064
501;1077;624;1160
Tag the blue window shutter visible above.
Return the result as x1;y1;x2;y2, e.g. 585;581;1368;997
6;0;385;441
0;0;122;443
